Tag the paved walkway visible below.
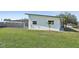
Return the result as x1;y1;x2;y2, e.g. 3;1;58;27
67;26;79;32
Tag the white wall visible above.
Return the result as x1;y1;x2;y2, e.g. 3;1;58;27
28;15;61;31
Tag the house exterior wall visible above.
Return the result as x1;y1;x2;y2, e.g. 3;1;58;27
28;15;61;31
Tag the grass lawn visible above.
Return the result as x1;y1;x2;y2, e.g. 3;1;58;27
0;28;79;48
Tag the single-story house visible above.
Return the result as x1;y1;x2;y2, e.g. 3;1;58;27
0;13;64;31
25;13;64;31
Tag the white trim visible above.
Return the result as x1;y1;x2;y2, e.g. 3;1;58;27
28;19;31;29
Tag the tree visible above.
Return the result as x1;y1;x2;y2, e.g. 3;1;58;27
4;18;11;21
58;12;78;26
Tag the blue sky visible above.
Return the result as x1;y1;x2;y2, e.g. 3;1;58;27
0;11;79;21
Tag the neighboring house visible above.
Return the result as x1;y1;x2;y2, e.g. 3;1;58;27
25;13;64;31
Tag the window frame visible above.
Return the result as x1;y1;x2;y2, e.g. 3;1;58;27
32;21;37;25
48;20;54;25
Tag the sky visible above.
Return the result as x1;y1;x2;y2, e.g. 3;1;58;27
0;11;79;21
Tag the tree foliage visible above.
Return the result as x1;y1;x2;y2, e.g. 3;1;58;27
4;18;11;21
58;12;78;25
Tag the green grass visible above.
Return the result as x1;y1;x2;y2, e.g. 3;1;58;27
0;28;79;48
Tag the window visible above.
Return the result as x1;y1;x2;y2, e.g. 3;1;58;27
32;21;37;25
48;20;54;24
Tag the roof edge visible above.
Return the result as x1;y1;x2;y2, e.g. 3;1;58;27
25;13;60;18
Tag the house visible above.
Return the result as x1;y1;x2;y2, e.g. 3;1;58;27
25;13;64;31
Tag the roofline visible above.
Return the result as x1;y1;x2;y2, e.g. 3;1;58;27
25;13;60;18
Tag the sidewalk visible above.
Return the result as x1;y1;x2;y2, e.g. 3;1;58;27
67;26;79;32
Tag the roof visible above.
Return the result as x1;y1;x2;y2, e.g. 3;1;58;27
25;13;60;18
